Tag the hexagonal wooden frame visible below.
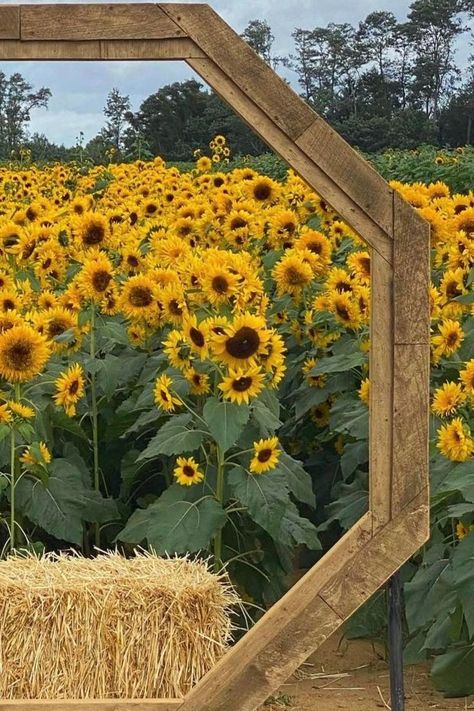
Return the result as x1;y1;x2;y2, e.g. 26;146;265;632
0;4;430;710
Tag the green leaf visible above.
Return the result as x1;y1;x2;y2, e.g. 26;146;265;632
432;458;474;502
277;503;321;549
50;408;88;441
404;559;454;633
203;397;249;453
431;644;474;697
227;465;289;539
14;459;119;545
345;590;386;641
251;400;281;436
117;485;226;554
294;386;330;420
274;453;315;508
341;441;369;479
320;476;368;531
137;414;203;460
451;531;474;637
310;351;367;375
330;395;369;440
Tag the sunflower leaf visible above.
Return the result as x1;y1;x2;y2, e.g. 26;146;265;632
117;484;226;554
227;465;289;539
137;414;203;460
203;397;249;453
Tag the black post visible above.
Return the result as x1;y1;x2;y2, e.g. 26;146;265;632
388;572;405;711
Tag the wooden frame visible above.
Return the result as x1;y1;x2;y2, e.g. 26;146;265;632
0;4;431;710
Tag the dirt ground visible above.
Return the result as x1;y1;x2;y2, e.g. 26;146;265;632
264;635;474;710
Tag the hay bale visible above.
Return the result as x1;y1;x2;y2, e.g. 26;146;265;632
0;551;238;699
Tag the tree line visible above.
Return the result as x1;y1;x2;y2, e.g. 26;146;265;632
5;0;474;161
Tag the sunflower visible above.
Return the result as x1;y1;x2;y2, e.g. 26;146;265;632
53;363;85;416
273;252;313;297
154;373;181;412
329;291;362;329
196;156;212;173
219;365;265;405
295;230;332;268
212;312;270;369
0;402;11;424
432;381;466;416
249;437;280;474
20;442;51;468
437;418;474;462
8;400;35;419
76;212;108;248
358;378;370;405
120;274;158;321
183;315;210;359
77;251;115;302
347;251;371;284
201;262;239;306
248;176;279;203
163;330;192;372
0;324;49;382
185;367;211;396
174;456;204;486
0;289;21;313
460;359;474;394
302;358;327;388
432;319;464;360
39;307;78;352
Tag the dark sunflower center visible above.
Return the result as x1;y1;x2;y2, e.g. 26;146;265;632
146;203;157;214
48;319;69;337
69;379;79;395
190;327;205;348
169;299;183;316
226;326;260;359
233;376;253;392
26;207;37;221
83;224;105;245
446;281;461;299
459;218;474;235
92;269;112;292
160;389;171;402
307;241;322;254
129;286;153;308
257;448;273;463
4;234;19;247
253;183;271;201
183;465;195;477
2;299;15;311
281;221;296;234
127;255;139;267
335;303;351;321
446;331;459;347
285;266;307;286
6;342;33;370
336;281;352;292
230;217;247;230
359;258;371;275
212;275;229;294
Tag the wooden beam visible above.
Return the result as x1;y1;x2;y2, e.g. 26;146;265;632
392;344;430;515
161;3;315;140
163;4;394;242
178;515;372;711
0;701;183;710
393;192;431;345
187;57;393;264
0;6;19;39
319;489;429;618
20;4;186;41
0;38;204;60
296;120;394;239
369;248;394;531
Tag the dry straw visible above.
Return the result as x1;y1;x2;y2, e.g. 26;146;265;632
0;550;238;699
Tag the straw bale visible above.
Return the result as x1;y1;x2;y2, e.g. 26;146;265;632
0;551;238;699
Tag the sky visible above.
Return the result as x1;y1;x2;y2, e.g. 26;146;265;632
0;0;470;145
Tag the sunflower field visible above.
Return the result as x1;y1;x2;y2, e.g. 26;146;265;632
0;138;473;695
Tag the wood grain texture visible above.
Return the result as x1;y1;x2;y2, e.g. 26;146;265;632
188;57;393;263
369;248;394;531
319;489;429;619
393;191;431;344
392;344;430;515
0;6;19;39
0;38;203;60
296;119;394;238
161;3;315;140
20;4;185;41
178;515;372;711
0;702;183;710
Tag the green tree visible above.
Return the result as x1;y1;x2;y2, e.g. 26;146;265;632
102;88;131;154
241;19;276;66
0;72;51;155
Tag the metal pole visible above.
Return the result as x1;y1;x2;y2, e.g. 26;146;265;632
388;572;405;711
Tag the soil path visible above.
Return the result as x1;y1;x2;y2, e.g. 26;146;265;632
263;636;474;710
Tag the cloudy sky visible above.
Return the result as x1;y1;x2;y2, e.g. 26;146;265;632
0;0;471;145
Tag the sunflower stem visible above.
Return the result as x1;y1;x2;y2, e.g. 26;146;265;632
9;382;21;553
214;444;225;573
89;305;100;550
